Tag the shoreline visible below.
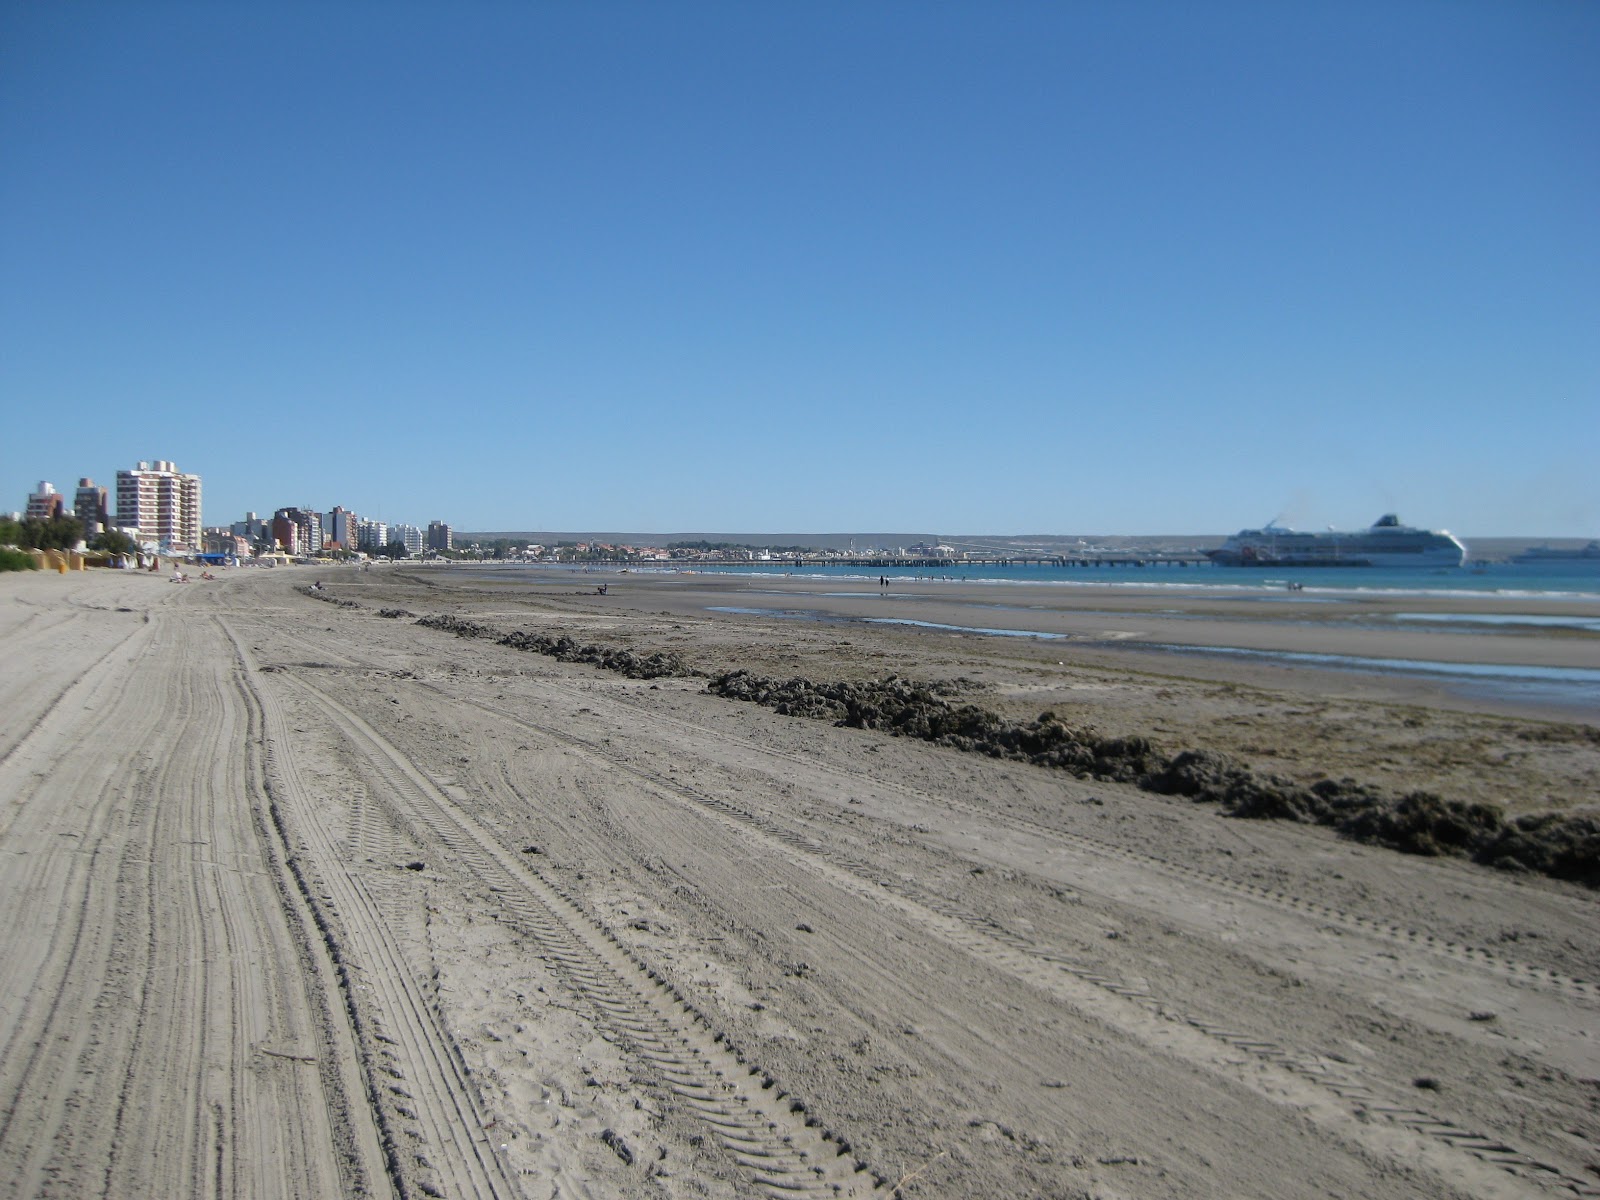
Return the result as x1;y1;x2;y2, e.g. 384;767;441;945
434;557;1600;602
340;563;1600;818
439;564;1600;722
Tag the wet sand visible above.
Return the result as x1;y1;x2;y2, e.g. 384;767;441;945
451;564;1600;722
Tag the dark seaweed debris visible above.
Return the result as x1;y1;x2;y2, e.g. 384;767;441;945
707;671;1158;780
396;604;1595;887
415;613;693;680
708;671;1600;887
1146;750;1600;883
297;585;361;609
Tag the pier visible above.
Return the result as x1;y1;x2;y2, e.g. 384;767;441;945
793;553;1213;569
522;553;1217;570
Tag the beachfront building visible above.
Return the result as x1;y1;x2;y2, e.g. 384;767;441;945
270;511;299;556
326;506;359;549
393;523;425;557
25;481;65;521
116;459;202;551
427;520;452;552
271;507;322;556
73;479;110;538
203;528;250;558
305;510;324;554
357;519;389;552
231;512;269;544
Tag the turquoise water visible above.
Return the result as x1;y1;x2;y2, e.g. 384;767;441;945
666;559;1600;600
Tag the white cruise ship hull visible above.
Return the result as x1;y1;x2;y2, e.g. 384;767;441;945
1209;515;1467;569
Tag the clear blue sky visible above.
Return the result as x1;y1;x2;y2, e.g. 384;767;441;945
3;1;1595;537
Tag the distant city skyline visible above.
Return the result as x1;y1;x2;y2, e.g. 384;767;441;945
2;4;1595;537
12;461;448;556
8;458;1592;546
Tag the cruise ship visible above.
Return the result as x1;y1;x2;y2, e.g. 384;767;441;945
1208;514;1467;568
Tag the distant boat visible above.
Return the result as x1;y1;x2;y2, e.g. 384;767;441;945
1510;540;1600;564
1208;514;1467;568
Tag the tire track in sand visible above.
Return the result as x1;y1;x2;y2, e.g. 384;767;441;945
282;672;884;1199
589;681;1598;1002
428;680;1596;1198
230;632;518;1200
0;607;364;1200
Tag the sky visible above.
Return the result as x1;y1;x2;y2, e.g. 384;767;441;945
2;1;1595;538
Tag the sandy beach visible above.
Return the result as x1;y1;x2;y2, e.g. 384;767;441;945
2;563;1596;1199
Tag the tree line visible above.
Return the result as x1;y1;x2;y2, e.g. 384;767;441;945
1;515;139;570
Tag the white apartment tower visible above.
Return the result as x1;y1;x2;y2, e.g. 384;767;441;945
116;459;202;550
392;523;425;557
357;520;389;552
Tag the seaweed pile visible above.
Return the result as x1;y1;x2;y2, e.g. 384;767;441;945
296;588;1597;887
294;586;410;619
415;613;692;680
297;585;360;609
708;671;1160;780
1148;749;1598;883
709;670;1600;887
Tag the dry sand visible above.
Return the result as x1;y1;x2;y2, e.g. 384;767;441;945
2;563;1597;1199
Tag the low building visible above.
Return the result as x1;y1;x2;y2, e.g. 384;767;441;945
203;528;250;558
231;512;269;543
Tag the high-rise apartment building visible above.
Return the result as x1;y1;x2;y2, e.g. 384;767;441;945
427;520;452;552
73;479;110;537
357;520;389;552
116;460;202;550
272;507;322;555
393;523;425;557
25;482;65;521
270;510;300;556
303;509;324;554
326;506;359;550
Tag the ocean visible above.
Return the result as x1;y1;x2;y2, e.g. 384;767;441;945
662;559;1600;601
452;558;1600;711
